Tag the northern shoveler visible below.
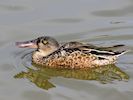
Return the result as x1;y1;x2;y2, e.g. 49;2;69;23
16;36;127;69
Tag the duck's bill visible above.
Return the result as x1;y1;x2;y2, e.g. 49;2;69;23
16;39;38;48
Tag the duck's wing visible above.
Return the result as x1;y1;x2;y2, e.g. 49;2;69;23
96;44;126;51
78;44;125;51
62;44;126;58
61;41;126;52
82;48;127;59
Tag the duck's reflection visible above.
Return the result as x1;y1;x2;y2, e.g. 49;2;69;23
14;64;129;90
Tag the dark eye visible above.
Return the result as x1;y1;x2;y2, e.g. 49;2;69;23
42;40;48;44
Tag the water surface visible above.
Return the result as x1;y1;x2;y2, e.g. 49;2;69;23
0;0;133;100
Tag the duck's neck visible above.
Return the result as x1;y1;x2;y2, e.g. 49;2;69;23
32;48;57;65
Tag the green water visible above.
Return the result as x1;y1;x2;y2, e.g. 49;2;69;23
14;64;129;90
0;0;133;100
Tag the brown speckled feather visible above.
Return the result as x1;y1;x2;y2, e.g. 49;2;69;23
45;51;97;69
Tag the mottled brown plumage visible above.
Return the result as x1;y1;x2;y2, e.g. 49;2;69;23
34;51;96;69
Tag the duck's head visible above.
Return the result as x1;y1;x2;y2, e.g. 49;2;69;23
16;36;60;56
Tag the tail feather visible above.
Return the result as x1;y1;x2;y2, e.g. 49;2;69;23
112;44;125;47
115;50;128;57
84;49;128;60
96;50;128;60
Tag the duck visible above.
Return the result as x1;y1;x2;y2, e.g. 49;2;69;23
16;36;127;69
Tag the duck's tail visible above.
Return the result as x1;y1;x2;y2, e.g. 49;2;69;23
84;48;128;60
115;50;128;57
